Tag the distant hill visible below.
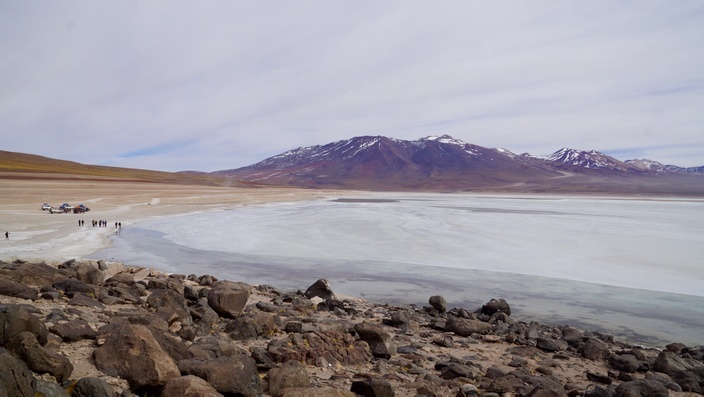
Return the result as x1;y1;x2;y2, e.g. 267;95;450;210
214;135;704;195
0;150;228;186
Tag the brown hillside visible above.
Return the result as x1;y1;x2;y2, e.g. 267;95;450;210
0;150;233;187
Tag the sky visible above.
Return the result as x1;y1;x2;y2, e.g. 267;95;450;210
1;1;703;172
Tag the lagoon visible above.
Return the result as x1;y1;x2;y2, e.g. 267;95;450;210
91;193;704;346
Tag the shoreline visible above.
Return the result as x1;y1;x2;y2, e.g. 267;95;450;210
1;257;703;396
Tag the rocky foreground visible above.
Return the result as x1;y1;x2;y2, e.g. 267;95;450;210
1;259;703;397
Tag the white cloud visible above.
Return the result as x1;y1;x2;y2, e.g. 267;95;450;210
1;1;703;171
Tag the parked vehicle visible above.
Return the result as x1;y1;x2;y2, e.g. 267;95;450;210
59;203;73;211
41;203;51;211
49;207;65;214
73;204;90;213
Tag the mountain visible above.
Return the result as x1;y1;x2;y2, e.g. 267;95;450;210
624;159;704;175
214;135;704;194
545;148;638;172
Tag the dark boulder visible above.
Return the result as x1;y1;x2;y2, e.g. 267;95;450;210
6;331;73;383
9;261;63;286
68;292;105;308
536;337;568;352
147;288;193;326
354;322;397;359
609;353;640;373
72;377;115;397
267;360;310;396
581;338;610;361
188;334;248;359
161;375;224;397
481;298;511;316
0;304;49;346
207;280;251;318
652;350;704;392
94;323;180;392
277;388;355;397
428;295;447;313
267;328;372;367
226;312;278;340
303;279;336;301
0;278;38;300
51;319;97;342
0;348;35;397
75;263;104;285
53;278;99;298
615;379;669;397
350;377;395;397
445;316;492;337
439;362;478;380
178;355;261;397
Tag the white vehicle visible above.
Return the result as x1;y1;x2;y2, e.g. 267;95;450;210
41;203;51;210
49;207;65;214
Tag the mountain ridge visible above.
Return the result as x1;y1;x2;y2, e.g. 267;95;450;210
213;135;704;195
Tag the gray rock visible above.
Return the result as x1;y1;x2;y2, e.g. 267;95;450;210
52;319;97;342
0;278;38;300
178;355;261;397
68;293;105;308
350;377;395;397
267;360;310;396
6;331;73;383
536;337;568;352
34;377;71;397
207;281;251;318
267;328;372;367
439;362;477;380
428;295;447;313
147;288;193;326
53;278;98;297
615;379;669;397
277;388;355;397
481;298;511;316
354;322;397;359
225;312;278;340
0;304;49;345
94;323;180;392
72;377;116;397
0;347;36;397
75;263;104;285
581;338;610;361
256;301;281;313
652;350;704;393
609;353;640;373
188;334;248;359
161;375;224;397
105;272;135;286
645;371;683;392
445;316;492;336
303;279;336;301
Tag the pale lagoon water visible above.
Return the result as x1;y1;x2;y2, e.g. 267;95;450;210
91;193;704;346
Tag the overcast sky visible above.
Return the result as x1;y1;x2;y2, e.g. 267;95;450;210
2;1;703;171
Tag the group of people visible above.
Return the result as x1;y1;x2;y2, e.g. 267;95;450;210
80;220;120;228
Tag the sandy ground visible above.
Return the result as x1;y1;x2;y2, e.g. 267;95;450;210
0;178;341;262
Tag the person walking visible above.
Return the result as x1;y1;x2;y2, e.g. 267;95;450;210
4;232;8;240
